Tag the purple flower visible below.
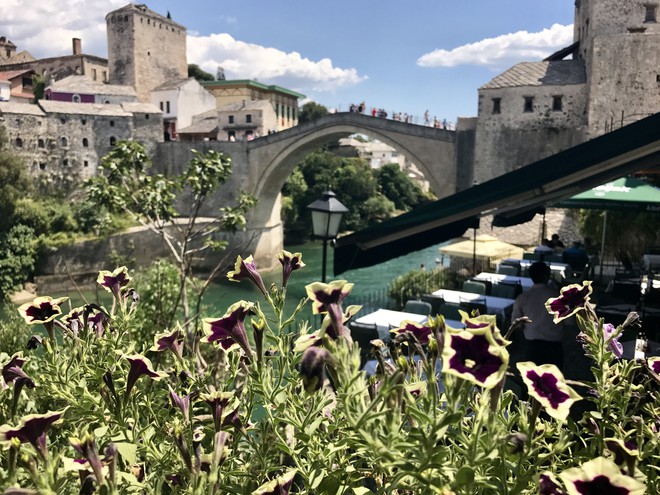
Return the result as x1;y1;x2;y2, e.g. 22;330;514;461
1;353;34;390
442;325;509;389
69;431;105;486
647;357;660;383
202;301;254;359
539;472;566;495
390;321;433;346
545;282;592;323
603;323;624;358
151;327;184;360
300;347;332;393
0;409;68;460
17;296;68;325
305;280;354;339
97;266;132;296
124;354;166;397
559;457;645;495
227;255;268;297
462;313;509;346
277;250;305;288
199;390;242;432
62;307;85;336
252;470;297;495
605;438;639;467
517;362;581;421
293;331;321;353
87;309;108;338
168;386;191;422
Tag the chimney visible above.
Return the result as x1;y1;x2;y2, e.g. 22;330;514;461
72;38;82;55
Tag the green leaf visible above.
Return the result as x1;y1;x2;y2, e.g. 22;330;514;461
115;442;138;465
455;466;475;486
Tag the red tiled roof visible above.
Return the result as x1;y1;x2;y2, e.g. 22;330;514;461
0;69;34;81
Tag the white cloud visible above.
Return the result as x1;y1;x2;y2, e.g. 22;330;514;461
417;23;574;70
187;33;366;92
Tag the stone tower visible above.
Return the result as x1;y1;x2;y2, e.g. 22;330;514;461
574;0;660;133
106;4;187;102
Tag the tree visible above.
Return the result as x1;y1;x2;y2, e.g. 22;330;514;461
0;127;33;232
376;162;429;211
298;101;329;124
86;141;255;347
188;64;214;82
0;225;37;300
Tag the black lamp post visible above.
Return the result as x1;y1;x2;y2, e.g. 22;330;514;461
307;190;348;282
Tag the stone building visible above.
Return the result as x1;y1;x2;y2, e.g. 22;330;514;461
106;4;187;103
202;80;304;131
0;100;161;192
0;38;108;84
0;69;36;102
216;99;278;141
0;37;17;61
469;0;660;186
45;75;137;104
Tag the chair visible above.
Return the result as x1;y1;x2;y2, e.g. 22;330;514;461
437;303;463;321
459;297;488;317
522;252;540;261
348;321;379;367
491;282;522;299
497;263;520;276
420;294;444;316
403;299;432;315
546;253;564;263
462;280;489;295
610;280;641;305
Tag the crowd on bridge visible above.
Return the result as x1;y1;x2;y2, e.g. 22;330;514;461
347;102;454;130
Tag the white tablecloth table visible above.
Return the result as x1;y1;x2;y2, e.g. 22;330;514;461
431;288;515;322
474;272;534;291
354;309;429;340
501;258;571;280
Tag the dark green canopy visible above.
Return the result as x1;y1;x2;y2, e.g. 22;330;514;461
555;177;660;212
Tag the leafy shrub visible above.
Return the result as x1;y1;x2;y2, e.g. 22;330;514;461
0;225;37;301
388;266;455;308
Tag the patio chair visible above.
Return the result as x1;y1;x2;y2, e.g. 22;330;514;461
491;282;522;300
459;297;488;317
420;294;444;316
522;252;540;261
437;303;463;321
462;280;489;295
497;263;520;276
348;321;379;367
403;299;432;316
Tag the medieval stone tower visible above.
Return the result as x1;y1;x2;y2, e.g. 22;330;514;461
467;0;660;186
106;4;187;102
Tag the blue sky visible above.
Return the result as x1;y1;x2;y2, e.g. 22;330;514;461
1;0;575;122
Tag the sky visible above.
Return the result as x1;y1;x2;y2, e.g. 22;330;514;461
1;1;576;123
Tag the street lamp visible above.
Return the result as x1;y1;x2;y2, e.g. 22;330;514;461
307;190;348;282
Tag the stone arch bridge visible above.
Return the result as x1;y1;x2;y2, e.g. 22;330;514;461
154;112;460;270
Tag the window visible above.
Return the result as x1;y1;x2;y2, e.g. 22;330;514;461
92;68;97;81
15;137;22;148
39;163;46;171
159;101;164;111
60;137;68;147
109;120;115;127
63;159;68;166
644;4;657;22
72;94;81;103
145;114;150;119
60;117;66;124
292;108;296;120
228;115;235;124
102;71;107;82
81;118;86;125
166;101;170;113
492;98;501;114
84;160;89;167
110;137;117;146
523;96;534;113
82;138;89;147
38;138;45;148
552;95;563;111
246;114;252;123
275;103;279;117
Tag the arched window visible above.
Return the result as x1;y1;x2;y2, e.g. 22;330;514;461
38;138;45;148
72;94;81;103
110;136;117;146
15;137;23;148
82;138;89;147
60;136;68;147
39;163;46;171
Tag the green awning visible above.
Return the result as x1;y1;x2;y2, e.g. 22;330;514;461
554;177;660;211
334;112;660;275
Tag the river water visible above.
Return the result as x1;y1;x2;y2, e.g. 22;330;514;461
203;240;447;317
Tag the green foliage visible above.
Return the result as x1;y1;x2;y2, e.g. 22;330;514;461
388;266;455;308
578;209;660;262
31;74;45;101
13;198;77;236
0;225;37;300
297;101;329;124
187;63;215;82
0;302;32;351
0;127;32;232
376;162;432;211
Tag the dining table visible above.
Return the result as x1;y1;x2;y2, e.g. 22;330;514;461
473;272;534;291
431;288;515;322
500;258;571;280
354;308;429;340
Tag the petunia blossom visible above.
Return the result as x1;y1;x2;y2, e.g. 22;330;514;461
390;320;433;346
300;347;332;393
559;456;645;495
199;390;242;432
202;301;254;359
1;353;34;391
227;255;268;297
538;472;566;495
252;470;297;495
602;323;624;358
442;325;509;389
517;362;581;421
17;296;68;325
168;386;191;423
97;266;132;296
69;431;105;485
124;354;167;397
647;356;660;383
151;327;184;360
305;280;354;339
605;438;639;467
0;409;68;460
545;281;592;323
277;250;305;289
462;313;509;346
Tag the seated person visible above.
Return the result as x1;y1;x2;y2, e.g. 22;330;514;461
534;238;554;256
562;241;590;272
550;233;565;251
